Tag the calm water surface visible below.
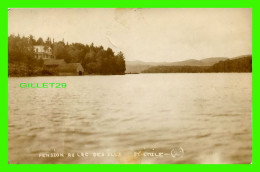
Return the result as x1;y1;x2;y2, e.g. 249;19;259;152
8;74;252;164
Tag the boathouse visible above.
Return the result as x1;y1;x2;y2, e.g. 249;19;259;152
57;63;84;76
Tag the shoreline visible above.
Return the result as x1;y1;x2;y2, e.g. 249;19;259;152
7;72;252;78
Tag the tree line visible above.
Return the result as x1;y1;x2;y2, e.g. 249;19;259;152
8;34;126;76
142;55;252;73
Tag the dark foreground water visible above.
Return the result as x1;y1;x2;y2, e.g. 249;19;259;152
8;73;252;164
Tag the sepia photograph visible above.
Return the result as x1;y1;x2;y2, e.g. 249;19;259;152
8;8;252;164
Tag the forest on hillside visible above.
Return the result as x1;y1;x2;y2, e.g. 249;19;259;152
8;34;126;76
142;55;252;73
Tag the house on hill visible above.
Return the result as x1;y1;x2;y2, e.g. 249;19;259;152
57;63;84;76
34;45;53;59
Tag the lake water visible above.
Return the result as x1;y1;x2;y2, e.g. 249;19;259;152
8;73;252;164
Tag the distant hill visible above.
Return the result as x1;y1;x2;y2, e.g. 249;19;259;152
142;55;252;73
125;64;152;73
126;57;228;73
209;55;252;73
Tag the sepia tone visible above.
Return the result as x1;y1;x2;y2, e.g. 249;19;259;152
8;8;252;164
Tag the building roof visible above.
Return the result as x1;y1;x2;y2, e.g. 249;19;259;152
44;59;66;66
57;63;84;72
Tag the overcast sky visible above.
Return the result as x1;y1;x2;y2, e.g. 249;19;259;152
8;8;252;62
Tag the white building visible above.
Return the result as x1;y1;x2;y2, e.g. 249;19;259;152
34;45;53;59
